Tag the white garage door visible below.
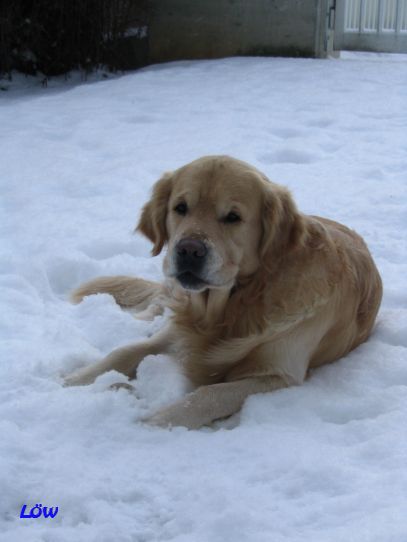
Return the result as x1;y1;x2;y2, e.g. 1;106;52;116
334;0;407;53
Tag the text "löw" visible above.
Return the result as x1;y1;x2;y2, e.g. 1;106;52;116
20;504;58;519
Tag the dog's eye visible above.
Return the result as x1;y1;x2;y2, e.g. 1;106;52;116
174;202;188;216
223;211;241;224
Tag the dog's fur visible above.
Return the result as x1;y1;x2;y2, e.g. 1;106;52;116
65;156;382;429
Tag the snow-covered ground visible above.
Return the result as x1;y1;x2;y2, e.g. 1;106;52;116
1;53;406;541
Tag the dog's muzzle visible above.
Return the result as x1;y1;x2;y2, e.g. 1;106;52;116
175;238;208;290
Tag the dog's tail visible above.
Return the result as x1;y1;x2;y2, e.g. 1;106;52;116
70;276;170;320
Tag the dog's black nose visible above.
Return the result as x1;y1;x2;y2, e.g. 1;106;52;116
176;238;207;272
177;238;207;259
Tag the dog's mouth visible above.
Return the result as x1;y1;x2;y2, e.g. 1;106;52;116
176;271;208;291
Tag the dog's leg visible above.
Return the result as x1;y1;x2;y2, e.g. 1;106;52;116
71;276;168;315
143;376;288;430
64;325;173;386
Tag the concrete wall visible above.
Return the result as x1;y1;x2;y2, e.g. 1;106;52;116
148;0;330;62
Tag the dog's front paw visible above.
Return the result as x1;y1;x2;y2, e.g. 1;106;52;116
63;367;97;387
142;398;206;430
143;408;196;430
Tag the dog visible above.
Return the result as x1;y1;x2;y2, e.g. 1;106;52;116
65;155;382;429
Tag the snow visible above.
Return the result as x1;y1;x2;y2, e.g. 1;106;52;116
1;53;407;541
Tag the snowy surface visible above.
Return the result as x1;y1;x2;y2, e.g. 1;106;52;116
1;53;407;541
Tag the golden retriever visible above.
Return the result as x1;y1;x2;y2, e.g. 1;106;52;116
65;156;382;429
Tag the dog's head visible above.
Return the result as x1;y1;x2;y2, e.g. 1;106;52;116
137;156;305;292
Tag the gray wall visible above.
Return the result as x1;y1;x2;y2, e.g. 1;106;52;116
149;0;331;62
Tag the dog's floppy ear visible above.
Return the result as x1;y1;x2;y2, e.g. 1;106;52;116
136;172;173;256
260;180;307;270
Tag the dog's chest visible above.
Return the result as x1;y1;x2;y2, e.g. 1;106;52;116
173;316;265;387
